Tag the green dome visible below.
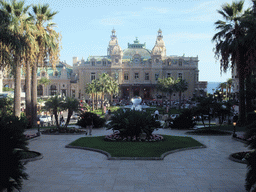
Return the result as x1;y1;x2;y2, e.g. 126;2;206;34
123;38;151;60
123;48;151;59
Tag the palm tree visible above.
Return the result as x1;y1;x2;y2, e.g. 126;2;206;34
0;0;32;117
44;95;63;128
218;82;226;94
212;0;247;125
38;77;51;95
62;97;80;127
226;78;233;97
30;4;59;126
156;78;168;104
174;78;188;109
106;76;119;104
98;73;111;114
85;81;97;111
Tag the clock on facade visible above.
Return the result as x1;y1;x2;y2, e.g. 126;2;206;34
134;58;139;64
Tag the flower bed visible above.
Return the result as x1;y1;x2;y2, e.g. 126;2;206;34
105;132;164;142
229;151;254;164
24;133;40;140
42;127;87;134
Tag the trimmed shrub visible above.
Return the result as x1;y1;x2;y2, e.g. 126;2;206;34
247;112;256;125
171;109;196;129
77;112;106;128
107;109;161;140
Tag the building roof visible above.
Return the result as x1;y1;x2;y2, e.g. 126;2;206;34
123;38;151;60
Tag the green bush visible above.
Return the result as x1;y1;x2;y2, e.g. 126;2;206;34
171;109;196;129
107;109;161;139
244;122;256;191
247;112;256;125
77;112;106;128
0;115;29;192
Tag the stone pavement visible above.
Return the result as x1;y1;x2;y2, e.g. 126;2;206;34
21;128;248;192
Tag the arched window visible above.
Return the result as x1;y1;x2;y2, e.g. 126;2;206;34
50;85;57;95
37;85;43;96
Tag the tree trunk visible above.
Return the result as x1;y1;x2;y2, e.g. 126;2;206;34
179;92;181;110
65;109;72;127
31;65;38;126
95;92;98;110
101;92;104;115
111;93;113;104
237;57;246;126
92;93;95;111
245;73;253;114
25;62;32;127
14;60;21;117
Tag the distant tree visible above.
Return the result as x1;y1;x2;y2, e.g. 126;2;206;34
44;95;64;128
62;97;80;127
174;78;188;109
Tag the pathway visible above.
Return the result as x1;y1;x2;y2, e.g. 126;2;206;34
20;128;248;192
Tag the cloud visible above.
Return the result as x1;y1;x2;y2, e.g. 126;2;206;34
100;18;123;25
183;1;217;14
143;7;169;14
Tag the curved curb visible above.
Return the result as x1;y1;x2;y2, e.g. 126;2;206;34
185;131;232;136
42;132;87;135
20;151;43;165
65;144;207;160
232;136;248;144
228;153;248;164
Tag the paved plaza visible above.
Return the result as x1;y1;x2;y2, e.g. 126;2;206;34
21;128;248;192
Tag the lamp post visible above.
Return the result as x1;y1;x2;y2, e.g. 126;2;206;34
232;114;238;137
37;120;40;136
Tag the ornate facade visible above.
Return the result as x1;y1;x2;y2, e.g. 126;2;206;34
1;29;207;102
73;29;207;101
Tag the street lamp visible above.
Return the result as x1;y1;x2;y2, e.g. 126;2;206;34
232;114;238;137
37;120;40;136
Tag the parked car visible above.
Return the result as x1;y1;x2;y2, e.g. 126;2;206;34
71;113;80;120
39;115;51;123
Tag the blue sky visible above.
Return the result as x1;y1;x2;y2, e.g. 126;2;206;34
26;0;252;82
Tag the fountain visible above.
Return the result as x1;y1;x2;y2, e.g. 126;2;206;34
124;96;149;111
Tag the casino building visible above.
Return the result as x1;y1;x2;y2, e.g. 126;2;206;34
1;29;207;103
72;29;207;101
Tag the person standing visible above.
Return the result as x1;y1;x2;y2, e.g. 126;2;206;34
154;109;159;120
87;114;93;135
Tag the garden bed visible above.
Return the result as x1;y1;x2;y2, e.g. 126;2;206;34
42;127;87;134
229;151;253;164
66;135;205;160
17;150;43;164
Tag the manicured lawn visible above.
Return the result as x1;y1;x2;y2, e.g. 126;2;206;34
197;125;246;132
68;135;204;157
186;128;232;135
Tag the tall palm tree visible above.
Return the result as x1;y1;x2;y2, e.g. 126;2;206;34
156;78;168;104
212;0;247;125
226;78;233;96
85;81;97;111
98;73;111;114
174;78;188;109
218;82;227;96
106;76;119;104
62;97;80;127
30;4;59;126
0;0;32;117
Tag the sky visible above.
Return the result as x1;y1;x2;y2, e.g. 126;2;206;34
25;0;253;82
